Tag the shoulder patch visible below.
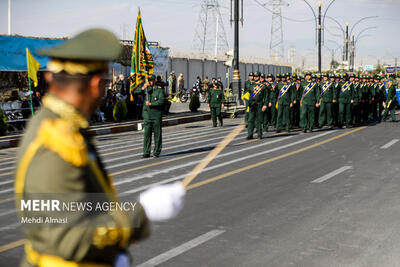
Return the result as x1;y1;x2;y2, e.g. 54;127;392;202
37;119;88;167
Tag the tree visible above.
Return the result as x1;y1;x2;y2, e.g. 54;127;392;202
330;60;340;70
189;94;200;112
0;109;8;136
113;100;128;122
374;64;385;74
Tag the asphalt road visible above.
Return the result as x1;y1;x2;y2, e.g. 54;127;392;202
0;115;400;267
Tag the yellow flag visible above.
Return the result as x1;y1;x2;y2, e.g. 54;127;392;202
26;48;41;87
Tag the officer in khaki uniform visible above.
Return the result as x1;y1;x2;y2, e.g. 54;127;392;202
134;75;165;158
208;80;224;127
15;29;185;267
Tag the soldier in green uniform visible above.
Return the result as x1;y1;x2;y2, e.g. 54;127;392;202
243;72;254;127
377;75;386;121
15;29;185;267
333;73;341;126
364;76;374;124
208;80;224;127
382;78;398;122
300;72;320;132
135;75;165;158
267;74;278;129
292;74;302;128
260;73;271;132
338;73;355;128
371;75;380;121
244;73;268;139
318;73;336;128
366;76;375;121
352;74;362;126
275;74;294;133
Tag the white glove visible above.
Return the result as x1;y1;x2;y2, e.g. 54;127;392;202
139;181;186;222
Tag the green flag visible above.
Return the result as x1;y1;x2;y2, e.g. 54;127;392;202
129;10;154;101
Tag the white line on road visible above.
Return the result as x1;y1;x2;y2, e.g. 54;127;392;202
0;188;13;194
103;131;247;165
115;133;296;186
0;222;19;232
311;166;353;183
0;209;16;217
380;139;399;149
136;229;225;267
98;126;232;152
120;131;336;195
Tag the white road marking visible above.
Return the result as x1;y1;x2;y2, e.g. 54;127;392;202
0;188;13;194
311;166;353;183
136;229;225;267
0;165;13;172
98;127;233;152
103;132;248;165
0;209;16;217
120;131;336;195
115;133;296;186
0;222;19;232
380;139;399;149
0;180;13;186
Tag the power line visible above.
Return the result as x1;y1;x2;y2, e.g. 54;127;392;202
192;0;229;59
253;0;314;23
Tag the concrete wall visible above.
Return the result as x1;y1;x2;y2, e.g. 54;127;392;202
169;57;291;89
112;57;292;89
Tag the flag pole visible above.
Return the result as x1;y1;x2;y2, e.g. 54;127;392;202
27;77;34;116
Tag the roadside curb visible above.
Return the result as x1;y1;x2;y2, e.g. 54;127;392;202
0;108;244;149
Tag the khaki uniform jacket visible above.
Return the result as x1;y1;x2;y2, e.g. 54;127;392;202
15;94;150;267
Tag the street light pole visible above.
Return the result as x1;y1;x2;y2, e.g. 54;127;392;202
232;0;241;103
351;34;355;72
318;2;322;73
8;0;11;35
345;23;349;62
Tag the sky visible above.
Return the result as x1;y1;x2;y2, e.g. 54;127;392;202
1;0;399;70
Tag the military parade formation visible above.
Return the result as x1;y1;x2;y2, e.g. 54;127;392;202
242;71;399;139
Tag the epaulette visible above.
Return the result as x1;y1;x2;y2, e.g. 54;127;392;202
37;119;88;167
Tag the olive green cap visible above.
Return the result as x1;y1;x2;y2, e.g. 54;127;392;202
249;72;254;76
38;28;122;61
260;73;265;78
